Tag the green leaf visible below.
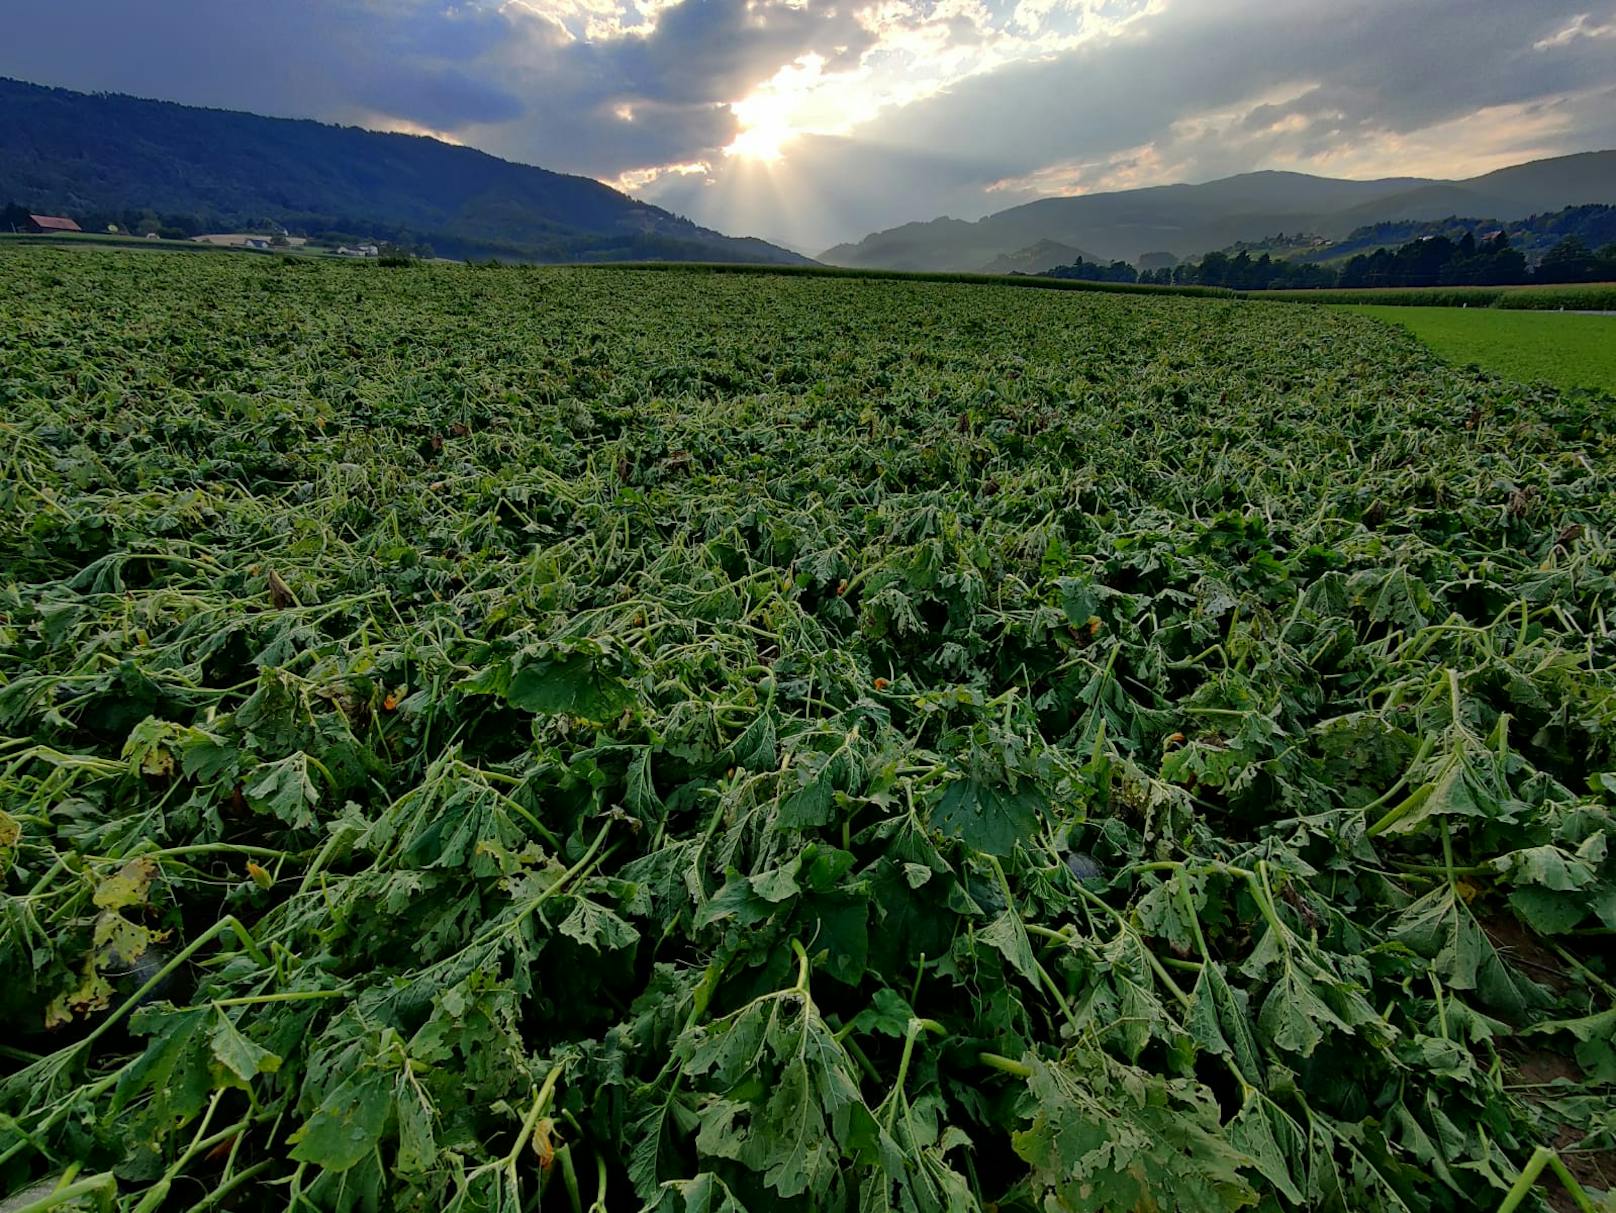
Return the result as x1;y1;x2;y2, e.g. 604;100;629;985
778;768;836;828
851;988;915;1039
696;872;777;930
728;712;777;770
1257;965;1346;1057
647;1173;751;1213
978;909;1039;984
931;779;1042;856
394;1074;438;1173
1523;1007;1616;1082
288;1069;394;1172
1507;886;1588;935
1391;886;1551;1015
506;648;634;720
210;1008;282;1084
778;740;862;829
557;895;640;952
244;752;320;830
1012;1051;1257;1213
1491;844;1597;891
802;892;869;985
629;1095;683;1200
1522;1005;1616;1043
1227;1094;1304;1203
1188;962;1262;1086
112;1005;213;1122
1381;760;1496;836
749;858;801;904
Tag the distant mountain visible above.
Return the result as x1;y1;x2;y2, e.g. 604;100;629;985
1292;203;1616;265
977;240;1097;275
1324;153;1616;234
0;77;809;265
822;153;1616;271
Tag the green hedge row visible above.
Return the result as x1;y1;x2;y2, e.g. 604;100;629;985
580;262;1616;308
571;259;1240;297
1246;281;1616;309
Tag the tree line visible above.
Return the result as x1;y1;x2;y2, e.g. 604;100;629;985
1041;231;1616;291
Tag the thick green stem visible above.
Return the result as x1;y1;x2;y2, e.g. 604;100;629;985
478;821;613;943
506;1062;567;1168
1177;867;1211;962
1440;819;1459;890
790;938;812;993
80;915;267;1056
1495;1145;1599;1213
96;842;295;864
207;989;348;1009
885;1018;946;1130
1356;735;1437;819
1367;779;1435;838
179;1160;273;1213
7;1173;117;1213
587;1152;609;1213
978;1052;1032;1079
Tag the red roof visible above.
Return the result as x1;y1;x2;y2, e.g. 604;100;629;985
29;215;81;232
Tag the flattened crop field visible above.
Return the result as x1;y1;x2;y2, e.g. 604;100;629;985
2;247;1614;1213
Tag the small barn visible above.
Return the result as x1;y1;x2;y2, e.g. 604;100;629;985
26;214;82;234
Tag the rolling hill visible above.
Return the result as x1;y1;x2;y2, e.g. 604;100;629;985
1286;204;1616;266
0;77;809;265
976;239;1098;275
822;153;1616;270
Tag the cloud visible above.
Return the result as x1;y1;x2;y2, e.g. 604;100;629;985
1;0;1613;251
1534;11;1616;50
601;0;875;106
355;65;527;128
0;0;533;133
638;0;1616;247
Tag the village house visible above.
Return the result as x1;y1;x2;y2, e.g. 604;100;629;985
24;214;81;234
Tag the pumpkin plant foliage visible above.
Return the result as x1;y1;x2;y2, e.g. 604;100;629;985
1;247;1613;1211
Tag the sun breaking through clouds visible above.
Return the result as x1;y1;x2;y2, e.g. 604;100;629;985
2;0;1614;251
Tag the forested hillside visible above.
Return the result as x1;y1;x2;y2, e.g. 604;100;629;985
0;77;808;265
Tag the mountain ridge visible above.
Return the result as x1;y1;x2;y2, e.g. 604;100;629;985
0;76;810;265
821;153;1616;270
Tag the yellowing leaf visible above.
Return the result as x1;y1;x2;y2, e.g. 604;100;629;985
93;857;158;911
44;955;115;1028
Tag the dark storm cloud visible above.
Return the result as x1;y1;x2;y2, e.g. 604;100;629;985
0;0;531;132
459;0;872;169
599;0;874;105
0;0;863;167
356;65;527;127
649;0;1616;248
848;0;1607;168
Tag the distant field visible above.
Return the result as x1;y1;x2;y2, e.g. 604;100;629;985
7;237;1609;310
1252;280;1616;309
593;258;1239;295
1350;304;1616;394
0;231;263;255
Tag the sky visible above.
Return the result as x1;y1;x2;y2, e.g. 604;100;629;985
3;0;1615;252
